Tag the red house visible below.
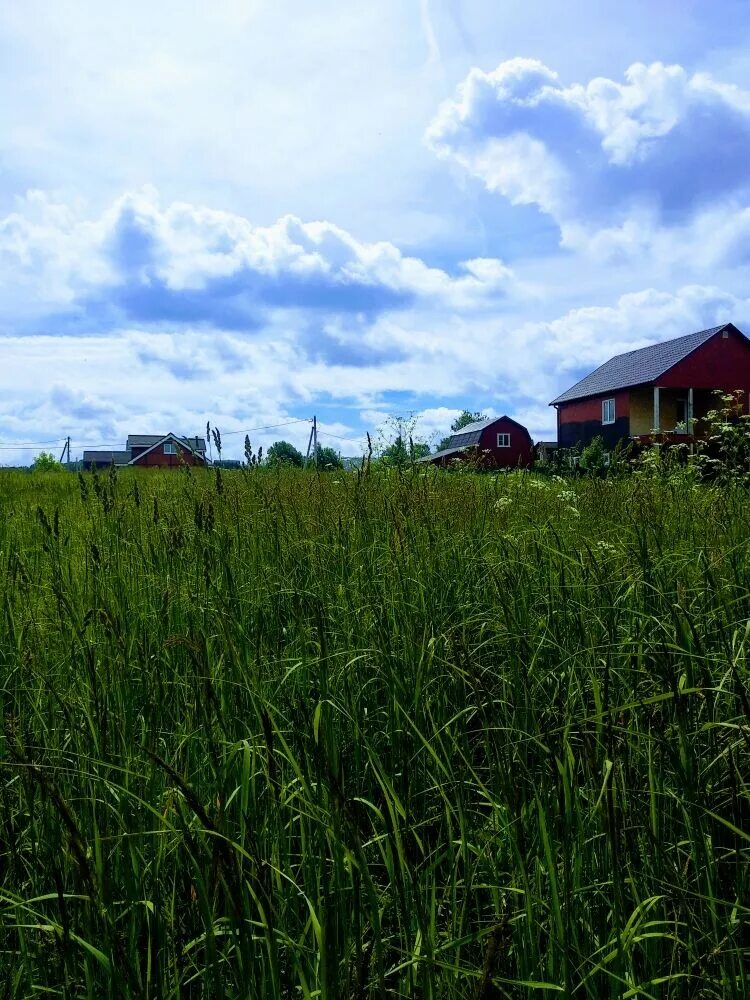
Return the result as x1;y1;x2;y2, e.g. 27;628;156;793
423;415;534;469
550;323;750;451
83;433;208;469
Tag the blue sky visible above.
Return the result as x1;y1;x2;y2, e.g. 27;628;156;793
2;0;750;460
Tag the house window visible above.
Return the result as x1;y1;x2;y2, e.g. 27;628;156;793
497;433;511;448
163;442;177;455
602;398;615;425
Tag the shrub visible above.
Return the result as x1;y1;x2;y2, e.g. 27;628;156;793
31;451;64;472
579;435;606;476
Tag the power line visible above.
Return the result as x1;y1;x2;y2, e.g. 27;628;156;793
0;418;314;452
0;445;67;451
317;430;367;446
218;418;312;437
0;440;65;448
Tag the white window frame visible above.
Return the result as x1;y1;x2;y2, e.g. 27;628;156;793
163;441;177;455
497;432;511;448
602;398;615;425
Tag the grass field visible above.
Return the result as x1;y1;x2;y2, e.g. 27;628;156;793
1;465;748;998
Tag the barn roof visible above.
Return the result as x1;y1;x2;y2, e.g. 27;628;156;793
550;324;739;405
418;445;467;463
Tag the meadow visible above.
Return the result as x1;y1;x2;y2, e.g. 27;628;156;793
0;464;748;998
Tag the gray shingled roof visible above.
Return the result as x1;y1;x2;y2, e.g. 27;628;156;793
126;435;163;448
82;450;131;465
550;325;734;405
445;416;501;449
418;445;468;463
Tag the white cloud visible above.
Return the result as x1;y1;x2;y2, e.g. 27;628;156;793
0;189;520;326
427;58;750;248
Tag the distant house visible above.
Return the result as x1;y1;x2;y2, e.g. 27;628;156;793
83;433;208;469
550;324;750;451
535;440;559;463
422;415;534;469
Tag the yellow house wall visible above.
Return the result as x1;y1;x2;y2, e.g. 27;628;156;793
629;389;653;435
659;391;686;432
630;387;691;435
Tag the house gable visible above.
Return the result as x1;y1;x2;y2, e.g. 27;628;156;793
656;324;750;392
129;433;207;466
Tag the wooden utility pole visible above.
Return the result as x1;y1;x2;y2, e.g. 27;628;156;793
59;437;70;466
312;415;317;468
304;420;315;468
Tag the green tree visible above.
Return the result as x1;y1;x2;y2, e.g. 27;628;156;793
31;451;64;473
437;409;487;452
314;445;344;470
266;440;304;468
374;414;430;467
380;435;430;467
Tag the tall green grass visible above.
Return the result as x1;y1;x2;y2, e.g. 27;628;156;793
0;465;748;998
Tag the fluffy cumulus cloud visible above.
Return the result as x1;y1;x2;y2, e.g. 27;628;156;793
427;58;750;252
0;188;520;335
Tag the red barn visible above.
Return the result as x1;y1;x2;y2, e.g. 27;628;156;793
423;415;534;469
550;323;750;451
83;433;208;469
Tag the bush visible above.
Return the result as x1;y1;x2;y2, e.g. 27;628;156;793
579;435;606;476
31;451;64;473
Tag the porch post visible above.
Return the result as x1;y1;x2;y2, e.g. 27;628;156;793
653;386;660;434
687;387;694;436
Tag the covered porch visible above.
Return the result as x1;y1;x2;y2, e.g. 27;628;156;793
629;387;720;441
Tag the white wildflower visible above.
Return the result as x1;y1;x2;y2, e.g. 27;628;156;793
557;489;577;504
